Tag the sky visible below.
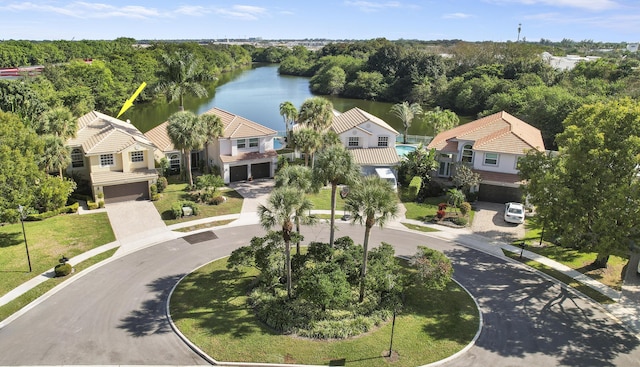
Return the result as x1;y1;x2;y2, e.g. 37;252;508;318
1;0;638;43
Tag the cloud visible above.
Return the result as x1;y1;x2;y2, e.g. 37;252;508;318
344;1;402;12
485;0;620;11
0;1;163;19
174;6;211;17
443;12;473;19
214;5;268;20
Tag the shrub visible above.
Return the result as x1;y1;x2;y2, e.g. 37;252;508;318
407;176;422;201
150;184;158;196
453;217;468;226
87;201;99;210
54;263;72;277
97;192;104;200
209;195;225;205
436;209;446;219
438;202;448;211
466;191;478;202
98;200;105;208
459;201;472;216
156;176;168;193
170;200;199;219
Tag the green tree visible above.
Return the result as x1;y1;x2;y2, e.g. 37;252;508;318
519;98;640;268
452;164;481;197
258;186;314;298
200;113;224;173
279;101;298;140
313;144;361;247
155;50;213;111
292;127;321;167
344;175;398;302
166;110;212;187
298;97;334;132
274;165;316;254
40;135;71;179
409;246;453;290
390;101;423;144
422;107;459;136
298;262;351;311
397;144;438;186
38;106;76;139
310;65;346;95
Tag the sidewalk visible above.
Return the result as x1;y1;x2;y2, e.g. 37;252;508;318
2;190;639;339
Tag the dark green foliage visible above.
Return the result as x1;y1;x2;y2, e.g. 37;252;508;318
408;176;422;201
307;241;332;262
409;246;453;290
298;263;351;311
54;263;72;277
156;176;168;193
170;200;199;219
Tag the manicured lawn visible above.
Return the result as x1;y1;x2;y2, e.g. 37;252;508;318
0;213;115;298
306;187;346;211
522;218;626;290
401;194;475;225
153;183;243;225
401;223;440;233
0;248;117;322
171;257;479;367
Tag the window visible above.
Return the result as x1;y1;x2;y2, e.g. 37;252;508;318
484;152;499;166
438;162;451;177
378;136;389;147
71;148;84;168
461;144;473;163
348;137;360;147
100;154;114;167
237;139;246;149
130;151;144;163
169;154;180;171
249;138;259;148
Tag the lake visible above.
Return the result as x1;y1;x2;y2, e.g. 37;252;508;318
123;63;434;137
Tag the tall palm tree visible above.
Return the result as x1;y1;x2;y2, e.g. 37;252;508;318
167;110;213;187
313;144;360;247
344;175;399;302
390;101;423;144
39;107;77;139
298;97;334;132
40;134;71;179
275;165;317;254
292;127;321;167
200;113;224;173
155;50;214;111
279;101;298;141
258;186;314;299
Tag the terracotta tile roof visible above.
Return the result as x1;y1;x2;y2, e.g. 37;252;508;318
68;111;155;155
348;147;400;166
427;111;545;154
219;150;278;163
330;107;399;135
202;107;277;139
145;121;175;152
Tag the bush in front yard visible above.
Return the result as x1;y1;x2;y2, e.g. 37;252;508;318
170;201;199;219
54;263;72;277
156;176;168;193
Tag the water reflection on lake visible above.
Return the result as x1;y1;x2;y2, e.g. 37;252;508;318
123;63;434;137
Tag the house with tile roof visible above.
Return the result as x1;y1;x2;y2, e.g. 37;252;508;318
66;111;158;203
146;107;278;184
426;111;545;203
329;107;400;175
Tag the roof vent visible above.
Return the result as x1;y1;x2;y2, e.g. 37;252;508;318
126;119;131;124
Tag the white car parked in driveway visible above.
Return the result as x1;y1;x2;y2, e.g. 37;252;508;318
504;202;525;224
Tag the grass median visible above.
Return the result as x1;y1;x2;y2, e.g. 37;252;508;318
170;256;479;367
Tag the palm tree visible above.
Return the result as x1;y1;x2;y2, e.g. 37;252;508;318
390;101;423;144
292;127;321;167
344;175;399;302
258;186;314;299
423;107;459;136
298;97;334;132
39;107;77;139
279;101;298;141
313;144;360;247
200;113;224;173
167;110;214;187
275;165;317;254
40;134;71;179
155;50;214;111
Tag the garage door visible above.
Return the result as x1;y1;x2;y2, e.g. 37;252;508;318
478;184;522;203
251;162;271;179
230;165;248;182
104;182;149;204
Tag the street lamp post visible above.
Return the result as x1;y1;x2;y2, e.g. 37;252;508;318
17;205;32;272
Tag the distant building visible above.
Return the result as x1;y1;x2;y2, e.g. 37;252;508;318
541;52;600;71
627;43;639;53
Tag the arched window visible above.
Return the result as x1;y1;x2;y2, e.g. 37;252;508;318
169;154;180;171
461;144;473;163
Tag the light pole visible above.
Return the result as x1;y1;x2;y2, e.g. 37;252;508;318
17;205;32;272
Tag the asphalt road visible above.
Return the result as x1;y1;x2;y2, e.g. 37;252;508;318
0;223;638;366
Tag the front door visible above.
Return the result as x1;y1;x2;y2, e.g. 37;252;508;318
438;162;451;177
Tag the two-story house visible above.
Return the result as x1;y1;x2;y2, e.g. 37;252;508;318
426;111;545;203
329;107;400;175
66;111;158;204
146;107;278;184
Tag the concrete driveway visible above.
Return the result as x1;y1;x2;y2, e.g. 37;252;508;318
471;201;526;243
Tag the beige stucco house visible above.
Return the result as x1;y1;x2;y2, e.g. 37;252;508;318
66;111;158;203
329;107;401;175
145;107;278;184
427;111;545;202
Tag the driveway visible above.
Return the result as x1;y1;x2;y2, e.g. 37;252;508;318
471;201;525;243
